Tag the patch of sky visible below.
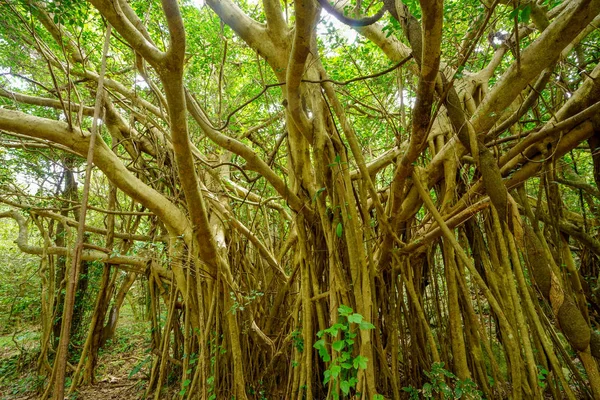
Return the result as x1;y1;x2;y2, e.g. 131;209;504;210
317;11;359;56
0;67;30;91
134;74;149;90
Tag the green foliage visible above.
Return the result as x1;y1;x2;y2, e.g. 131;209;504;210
507;4;532;23
0;0;599;398
229;289;264;314
179;352;199;396
0;344;44;396
313;305;376;399
179;379;192;396
537;365;549;389
204;332;226;400
402;363;483;399
336;222;344;238
248;379;269;400
129;355;152;379
292;328;304;353
0;218;40;331
381;17;402;39
43;0;91;27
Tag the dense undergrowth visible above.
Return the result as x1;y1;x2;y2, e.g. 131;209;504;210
0;302;149;400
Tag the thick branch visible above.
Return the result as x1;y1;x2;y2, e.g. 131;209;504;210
317;0;386;26
186;91;308;216
285;0;319;140
0;108;192;238
472;0;600;136
0;87;95;116
88;0;164;64
263;0;287;36
206;0;278;65
0;210;146;268
389;0;444;219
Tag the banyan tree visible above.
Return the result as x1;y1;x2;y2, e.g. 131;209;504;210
1;0;600;398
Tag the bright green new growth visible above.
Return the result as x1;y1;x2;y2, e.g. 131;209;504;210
313;305;376;399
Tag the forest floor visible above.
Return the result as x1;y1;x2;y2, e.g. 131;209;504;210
0;303;153;399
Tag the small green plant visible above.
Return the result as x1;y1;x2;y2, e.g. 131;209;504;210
402;362;483;399
313;305;376;399
248;379;268;399
292;328;304;353
204;332;226;400
291;328;304;368
129;355;151;378
0;348;45;396
179;352;199;396
179;378;192;396
537;365;549;389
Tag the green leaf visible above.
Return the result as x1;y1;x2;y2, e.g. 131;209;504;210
353;355;368;369
128;357;149;378
455;387;463;398
347;313;363;324
313;187;326;202
441;382;452;396
183;379;191;387
338;304;353;316
332;340;345;352
423;382;433;397
340;379;351;395
359;321;375;330
382;25;393;38
324;326;339;336
314;339;331;361
330;364;341;378
441;368;457;379
336;222;343;238
520;4;532;22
